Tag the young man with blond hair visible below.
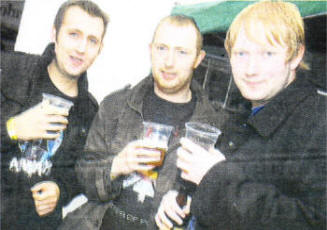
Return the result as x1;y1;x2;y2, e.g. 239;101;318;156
157;1;326;229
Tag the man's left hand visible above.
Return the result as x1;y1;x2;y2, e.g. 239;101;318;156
31;181;60;216
177;138;226;185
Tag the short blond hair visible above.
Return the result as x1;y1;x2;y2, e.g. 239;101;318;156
225;1;308;70
152;15;203;54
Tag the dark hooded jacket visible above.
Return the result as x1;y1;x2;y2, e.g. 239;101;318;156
1;44;98;230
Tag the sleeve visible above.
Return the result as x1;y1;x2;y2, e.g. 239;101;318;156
191;157;326;230
0;51;33;154
75;88;130;202
0;92;17;153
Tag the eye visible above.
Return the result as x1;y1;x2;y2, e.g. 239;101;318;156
234;51;245;57
177;50;188;55
69;32;79;38
156;45;167;51
89;37;98;45
265;51;274;56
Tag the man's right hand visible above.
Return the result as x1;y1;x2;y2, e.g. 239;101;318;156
9;102;68;141
110;140;161;177
155;190;191;230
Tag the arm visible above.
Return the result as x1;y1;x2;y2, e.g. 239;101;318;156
75;93;123;202
1;52;67;153
191;159;326;230
76;89;160;202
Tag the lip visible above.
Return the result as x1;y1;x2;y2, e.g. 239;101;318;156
161;71;177;80
244;79;264;88
70;55;84;67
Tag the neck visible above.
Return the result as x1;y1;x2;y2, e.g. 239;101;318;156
154;85;192;103
251;101;265;108
47;60;79;97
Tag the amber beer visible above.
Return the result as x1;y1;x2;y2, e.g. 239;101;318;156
139;140;168;167
143;146;167;167
140;121;173;177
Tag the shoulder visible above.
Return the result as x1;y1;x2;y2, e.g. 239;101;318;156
1;51;42;102
1;51;40;74
99;85;132;114
1;51;40;86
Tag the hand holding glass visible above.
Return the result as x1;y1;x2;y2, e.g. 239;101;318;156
140;121;173;167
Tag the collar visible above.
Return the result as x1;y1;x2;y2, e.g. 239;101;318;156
43;43;90;97
2;43;90;105
247;77;316;137
126;74;213;119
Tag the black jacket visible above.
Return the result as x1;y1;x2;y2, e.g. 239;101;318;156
1;44;98;230
191;77;326;229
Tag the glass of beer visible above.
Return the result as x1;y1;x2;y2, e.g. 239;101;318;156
141;121;173;167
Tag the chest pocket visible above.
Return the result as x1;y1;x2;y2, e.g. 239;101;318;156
108;105;143;155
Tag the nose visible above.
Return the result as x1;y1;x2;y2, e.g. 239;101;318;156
164;50;175;68
245;55;258;76
76;38;87;54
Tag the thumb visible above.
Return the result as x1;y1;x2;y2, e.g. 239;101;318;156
31;182;45;193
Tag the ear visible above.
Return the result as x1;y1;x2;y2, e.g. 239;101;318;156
51;26;57;43
193;50;206;69
98;42;104;55
290;45;305;70
149;43;154;57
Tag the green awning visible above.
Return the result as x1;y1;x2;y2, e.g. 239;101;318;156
171;1;327;34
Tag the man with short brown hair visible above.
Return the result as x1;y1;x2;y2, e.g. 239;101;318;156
1;1;108;229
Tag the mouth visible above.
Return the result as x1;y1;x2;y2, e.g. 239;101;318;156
161;71;177;80
70;56;84;67
244;79;264;88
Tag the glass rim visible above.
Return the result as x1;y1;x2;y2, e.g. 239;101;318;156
185;122;221;136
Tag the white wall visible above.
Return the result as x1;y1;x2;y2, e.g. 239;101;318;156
15;0;175;102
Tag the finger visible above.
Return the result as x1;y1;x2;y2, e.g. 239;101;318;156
183;196;192;215
32;191;43;200
180;170;192;182
35;196;58;205
32;185;56;201
35;201;56;210
180;137;206;154
43;105;69;116
176;156;190;174
157;208;173;229
172;198;186;218
31;183;45;195
134;164;156;172
164;197;184;224
41;132;61;140
135;148;161;158
45;123;67;132
176;147;192;164
46;115;69;124
155;214;171;230
136;156;161;165
36;206;55;216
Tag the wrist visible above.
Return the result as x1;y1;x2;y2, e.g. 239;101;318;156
6;117;18;140
110;157;120;180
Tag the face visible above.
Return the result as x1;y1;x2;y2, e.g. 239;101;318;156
52;6;104;78
150;22;204;95
230;27;299;107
